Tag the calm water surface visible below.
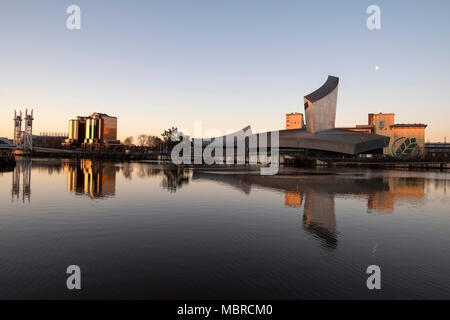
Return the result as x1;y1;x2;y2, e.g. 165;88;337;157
1;158;449;299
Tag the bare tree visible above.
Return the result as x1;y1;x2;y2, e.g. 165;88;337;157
146;135;163;148
137;134;148;147
123;136;134;146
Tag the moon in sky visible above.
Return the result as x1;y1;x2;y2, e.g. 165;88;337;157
374;66;380;70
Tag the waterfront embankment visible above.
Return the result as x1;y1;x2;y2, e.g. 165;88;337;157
29;147;162;161
316;159;450;170
12;146;450;170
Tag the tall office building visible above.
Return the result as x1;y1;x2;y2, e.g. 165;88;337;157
65;112;119;147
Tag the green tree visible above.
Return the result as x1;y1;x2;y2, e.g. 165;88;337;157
161;127;183;151
161;127;179;142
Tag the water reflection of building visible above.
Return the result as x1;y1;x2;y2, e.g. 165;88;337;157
302;191;337;248
283;189;338;249
11;159;32;203
367;177;425;214
192;170;430;249
63;112;121;151
193;172;340;249
284;191;302;207
64;160;118;199
425;178;448;195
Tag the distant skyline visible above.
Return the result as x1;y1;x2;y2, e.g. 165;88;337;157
1;0;450;141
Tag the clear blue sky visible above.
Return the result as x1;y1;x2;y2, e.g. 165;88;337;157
1;0;449;141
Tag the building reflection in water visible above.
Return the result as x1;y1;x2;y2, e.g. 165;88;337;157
284;191;302;207
64;160;118;199
285;190;337;247
192;171;430;250
367;178;425;214
7;158;432;247
284;176;427;246
119;163;192;193
11;159;32;203
192;171;340;249
302;191;337;248
9;160;192;202
284;189;337;248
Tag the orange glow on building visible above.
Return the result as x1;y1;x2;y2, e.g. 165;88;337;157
340;113;427;157
285;112;304;130
284;191;302;207
367;177;425;213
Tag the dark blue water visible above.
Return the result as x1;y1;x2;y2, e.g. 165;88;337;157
0;158;449;299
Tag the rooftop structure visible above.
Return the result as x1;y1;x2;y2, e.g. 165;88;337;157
286;112;304;130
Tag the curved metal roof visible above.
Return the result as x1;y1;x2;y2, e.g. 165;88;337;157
193;127;389;155
192;125;252;147
304;75;339;103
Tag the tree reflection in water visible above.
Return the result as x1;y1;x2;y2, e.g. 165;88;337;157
7;159;435;250
120;162;191;193
160;167;191;192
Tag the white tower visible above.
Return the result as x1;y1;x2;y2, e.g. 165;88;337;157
13;110;23;145
23;109;34;151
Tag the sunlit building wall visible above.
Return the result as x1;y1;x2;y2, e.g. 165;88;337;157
84;113;118;144
390;125;427;157
285;113;304;130
67;117;87;144
369;113;396;155
341;112;427;157
102;116;118;142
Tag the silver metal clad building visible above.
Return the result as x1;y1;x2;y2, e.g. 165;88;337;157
304;76;339;133
195;75;389;156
